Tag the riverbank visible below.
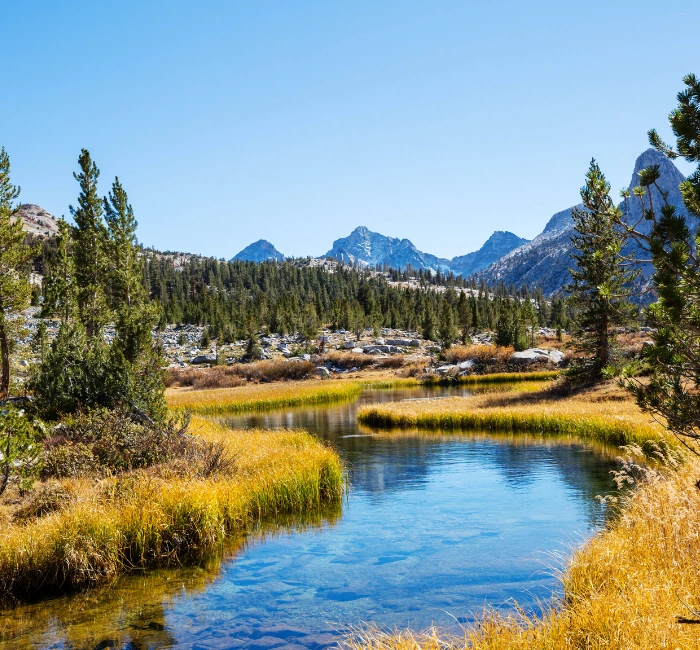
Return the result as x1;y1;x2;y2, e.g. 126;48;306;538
358;382;672;452
349;383;700;650
349;454;700;650
165;370;557;415
0;417;343;599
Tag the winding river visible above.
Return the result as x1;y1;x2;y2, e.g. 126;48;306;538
0;384;621;649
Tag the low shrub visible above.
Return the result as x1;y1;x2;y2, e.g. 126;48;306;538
322;352;374;370
166;359;316;389
443;344;514;365
41;408;193;478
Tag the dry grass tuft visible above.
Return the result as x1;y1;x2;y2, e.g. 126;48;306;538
443;344;514;365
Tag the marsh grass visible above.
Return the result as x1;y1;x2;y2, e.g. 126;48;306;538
167;380;365;414
0;417;343;599
357;383;673;453
426;370;560;385
347;454;700;650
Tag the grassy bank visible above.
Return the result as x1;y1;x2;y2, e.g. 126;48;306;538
425;370;560;385
0;417;343;599
358;383;671;451
348;456;700;650
166;372;556;415
167;379;365;414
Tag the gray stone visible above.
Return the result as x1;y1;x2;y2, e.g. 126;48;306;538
351;347;364;354
191;354;217;364
458;360;476;370
547;349;566;365
409;339;421;347
437;365;457;374
316;366;331;378
345;341;356;349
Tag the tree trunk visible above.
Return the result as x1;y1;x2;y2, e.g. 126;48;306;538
0;324;9;401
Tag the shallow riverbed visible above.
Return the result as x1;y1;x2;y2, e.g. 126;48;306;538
0;384;621;649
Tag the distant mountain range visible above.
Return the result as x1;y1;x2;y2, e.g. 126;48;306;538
27;148;693;297
229;149;692;293
230;226;529;276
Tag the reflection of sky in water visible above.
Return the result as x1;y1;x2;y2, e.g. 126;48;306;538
1;386;620;649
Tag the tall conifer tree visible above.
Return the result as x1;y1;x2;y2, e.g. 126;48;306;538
565;159;636;380
70;149;108;339
0;148;35;399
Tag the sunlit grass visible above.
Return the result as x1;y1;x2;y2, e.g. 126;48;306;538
166;373;553;415
357;383;671;452
347;455;700;650
166;379;365;414
0;417;344;599
426;370;560;385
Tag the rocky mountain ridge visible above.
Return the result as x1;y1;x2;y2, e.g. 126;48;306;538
324;225;528;275
478;148;693;294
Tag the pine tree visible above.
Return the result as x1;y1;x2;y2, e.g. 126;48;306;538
422;302;436;341
438;301;456;349
565;159;636;380
617;74;700;450
70;149;108;339
41;218;77;321
0;148;35;399
103;178;165;420
457;291;471;344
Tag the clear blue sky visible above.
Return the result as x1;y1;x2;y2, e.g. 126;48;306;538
3;1;698;260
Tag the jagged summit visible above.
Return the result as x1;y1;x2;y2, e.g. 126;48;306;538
325;226;452;273
479;148;695;293
232;239;285;263
450;231;529;277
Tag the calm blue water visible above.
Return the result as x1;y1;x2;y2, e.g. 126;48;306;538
0;386;619;649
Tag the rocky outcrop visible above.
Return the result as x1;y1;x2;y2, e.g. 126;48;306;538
17;204;58;237
232;240;285;263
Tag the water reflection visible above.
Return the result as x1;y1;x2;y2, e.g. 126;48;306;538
0;384;622;649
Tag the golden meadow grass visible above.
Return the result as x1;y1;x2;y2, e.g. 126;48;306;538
166;379;365;414
0;416;343;598
357;383;672;451
348;456;700;650
425;370;560;385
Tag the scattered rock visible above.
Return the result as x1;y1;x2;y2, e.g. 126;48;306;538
191;354;217;364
